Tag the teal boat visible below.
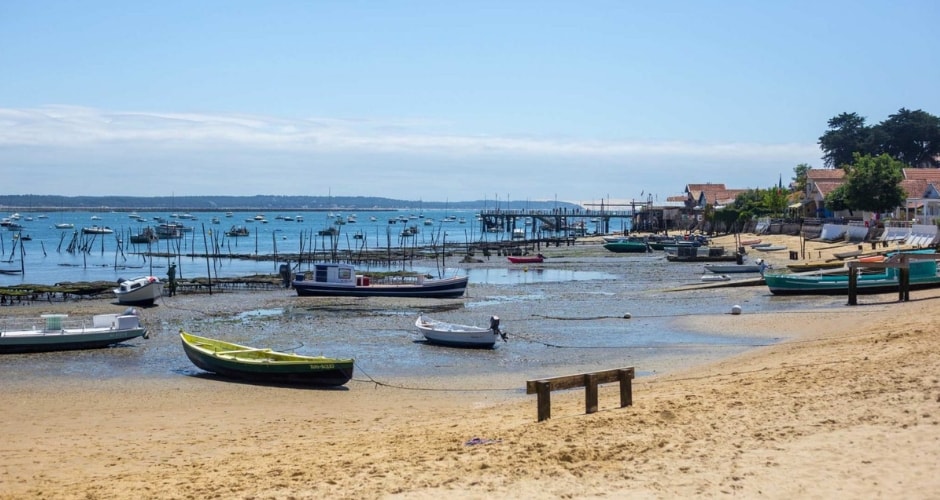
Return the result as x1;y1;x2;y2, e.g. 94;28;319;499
603;240;649;253
765;250;940;295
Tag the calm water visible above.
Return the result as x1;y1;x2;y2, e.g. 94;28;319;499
1;208;573;286
0;223;855;389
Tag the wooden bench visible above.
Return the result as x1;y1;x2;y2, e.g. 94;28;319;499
525;367;635;422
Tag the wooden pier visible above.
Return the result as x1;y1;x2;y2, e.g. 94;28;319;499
477;208;636;239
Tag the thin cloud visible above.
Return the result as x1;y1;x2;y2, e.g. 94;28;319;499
0;105;817;159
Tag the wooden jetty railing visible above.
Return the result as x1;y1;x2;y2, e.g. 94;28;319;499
846;253;940;305
525;367;634;422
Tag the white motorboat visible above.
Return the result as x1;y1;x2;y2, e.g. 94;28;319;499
414;315;505;348
0;309;148;353
114;276;164;306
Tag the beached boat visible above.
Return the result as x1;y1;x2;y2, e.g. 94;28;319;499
0;309;148;353
414;315;505;348
700;274;731;282
603;240;649;253
785;261;846;272
114;276;164;305
765;251;940;295
507;254;544;264
665;245;739;262
752;245;787;252
703;263;763;273
293;263;468;298
179;331;354;387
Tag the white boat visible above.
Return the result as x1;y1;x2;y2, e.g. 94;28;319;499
114;276;164;306
0;310;148;353
81;225;114;234
700;274;731;282
414;315;505;348
54;223;74;229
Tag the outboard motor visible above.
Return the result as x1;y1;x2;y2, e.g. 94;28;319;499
490;316;507;342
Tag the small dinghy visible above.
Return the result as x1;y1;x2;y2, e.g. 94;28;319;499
701;274;731;282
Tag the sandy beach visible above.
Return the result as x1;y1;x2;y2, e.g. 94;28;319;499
1;234;938;499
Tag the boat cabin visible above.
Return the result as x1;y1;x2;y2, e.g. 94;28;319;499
305;263;369;287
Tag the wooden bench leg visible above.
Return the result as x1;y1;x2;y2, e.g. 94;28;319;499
585;373;598;414
618;368;634;408
536;381;551;422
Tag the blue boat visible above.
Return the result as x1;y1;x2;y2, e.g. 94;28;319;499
293;263;468;298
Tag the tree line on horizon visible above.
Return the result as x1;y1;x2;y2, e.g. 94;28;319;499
0;194;582;212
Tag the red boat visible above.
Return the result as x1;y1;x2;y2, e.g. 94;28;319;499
507;254;545;264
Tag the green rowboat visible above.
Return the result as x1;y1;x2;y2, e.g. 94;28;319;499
180;330;354;387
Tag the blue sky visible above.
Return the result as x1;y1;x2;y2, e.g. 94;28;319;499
1;1;938;204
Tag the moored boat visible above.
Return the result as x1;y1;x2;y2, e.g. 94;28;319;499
414;315;505;348
0;309;148;353
129;227;159;244
82;225;114;234
293;263;468;298
225;225;250;237
507;254;544;264
179;330;354;387
114;276;164;305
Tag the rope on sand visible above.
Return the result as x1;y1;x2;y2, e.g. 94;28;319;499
353;365;518;392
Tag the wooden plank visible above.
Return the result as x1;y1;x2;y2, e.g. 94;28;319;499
526;367;634;394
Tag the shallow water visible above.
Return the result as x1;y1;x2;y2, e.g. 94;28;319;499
0;251;857;389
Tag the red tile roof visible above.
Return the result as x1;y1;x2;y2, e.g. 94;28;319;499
806;169;845;181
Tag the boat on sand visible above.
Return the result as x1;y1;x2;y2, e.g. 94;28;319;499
507;254;544;264
0;309;148;353
765;250;940;295
414;315;506;348
179;330;354;387
114;276;164;306
293;263;468;298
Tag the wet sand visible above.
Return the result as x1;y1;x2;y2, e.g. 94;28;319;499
1;234;938;499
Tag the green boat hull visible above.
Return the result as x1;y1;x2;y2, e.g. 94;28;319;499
180;331;354;387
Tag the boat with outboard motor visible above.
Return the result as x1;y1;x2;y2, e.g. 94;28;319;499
414;315;506;348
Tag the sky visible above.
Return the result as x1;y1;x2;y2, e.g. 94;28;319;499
2;1;938;205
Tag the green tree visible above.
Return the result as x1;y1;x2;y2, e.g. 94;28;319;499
818;112;871;168
876;108;940;167
824;184;850;213
841;153;906;214
792;163;812;193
